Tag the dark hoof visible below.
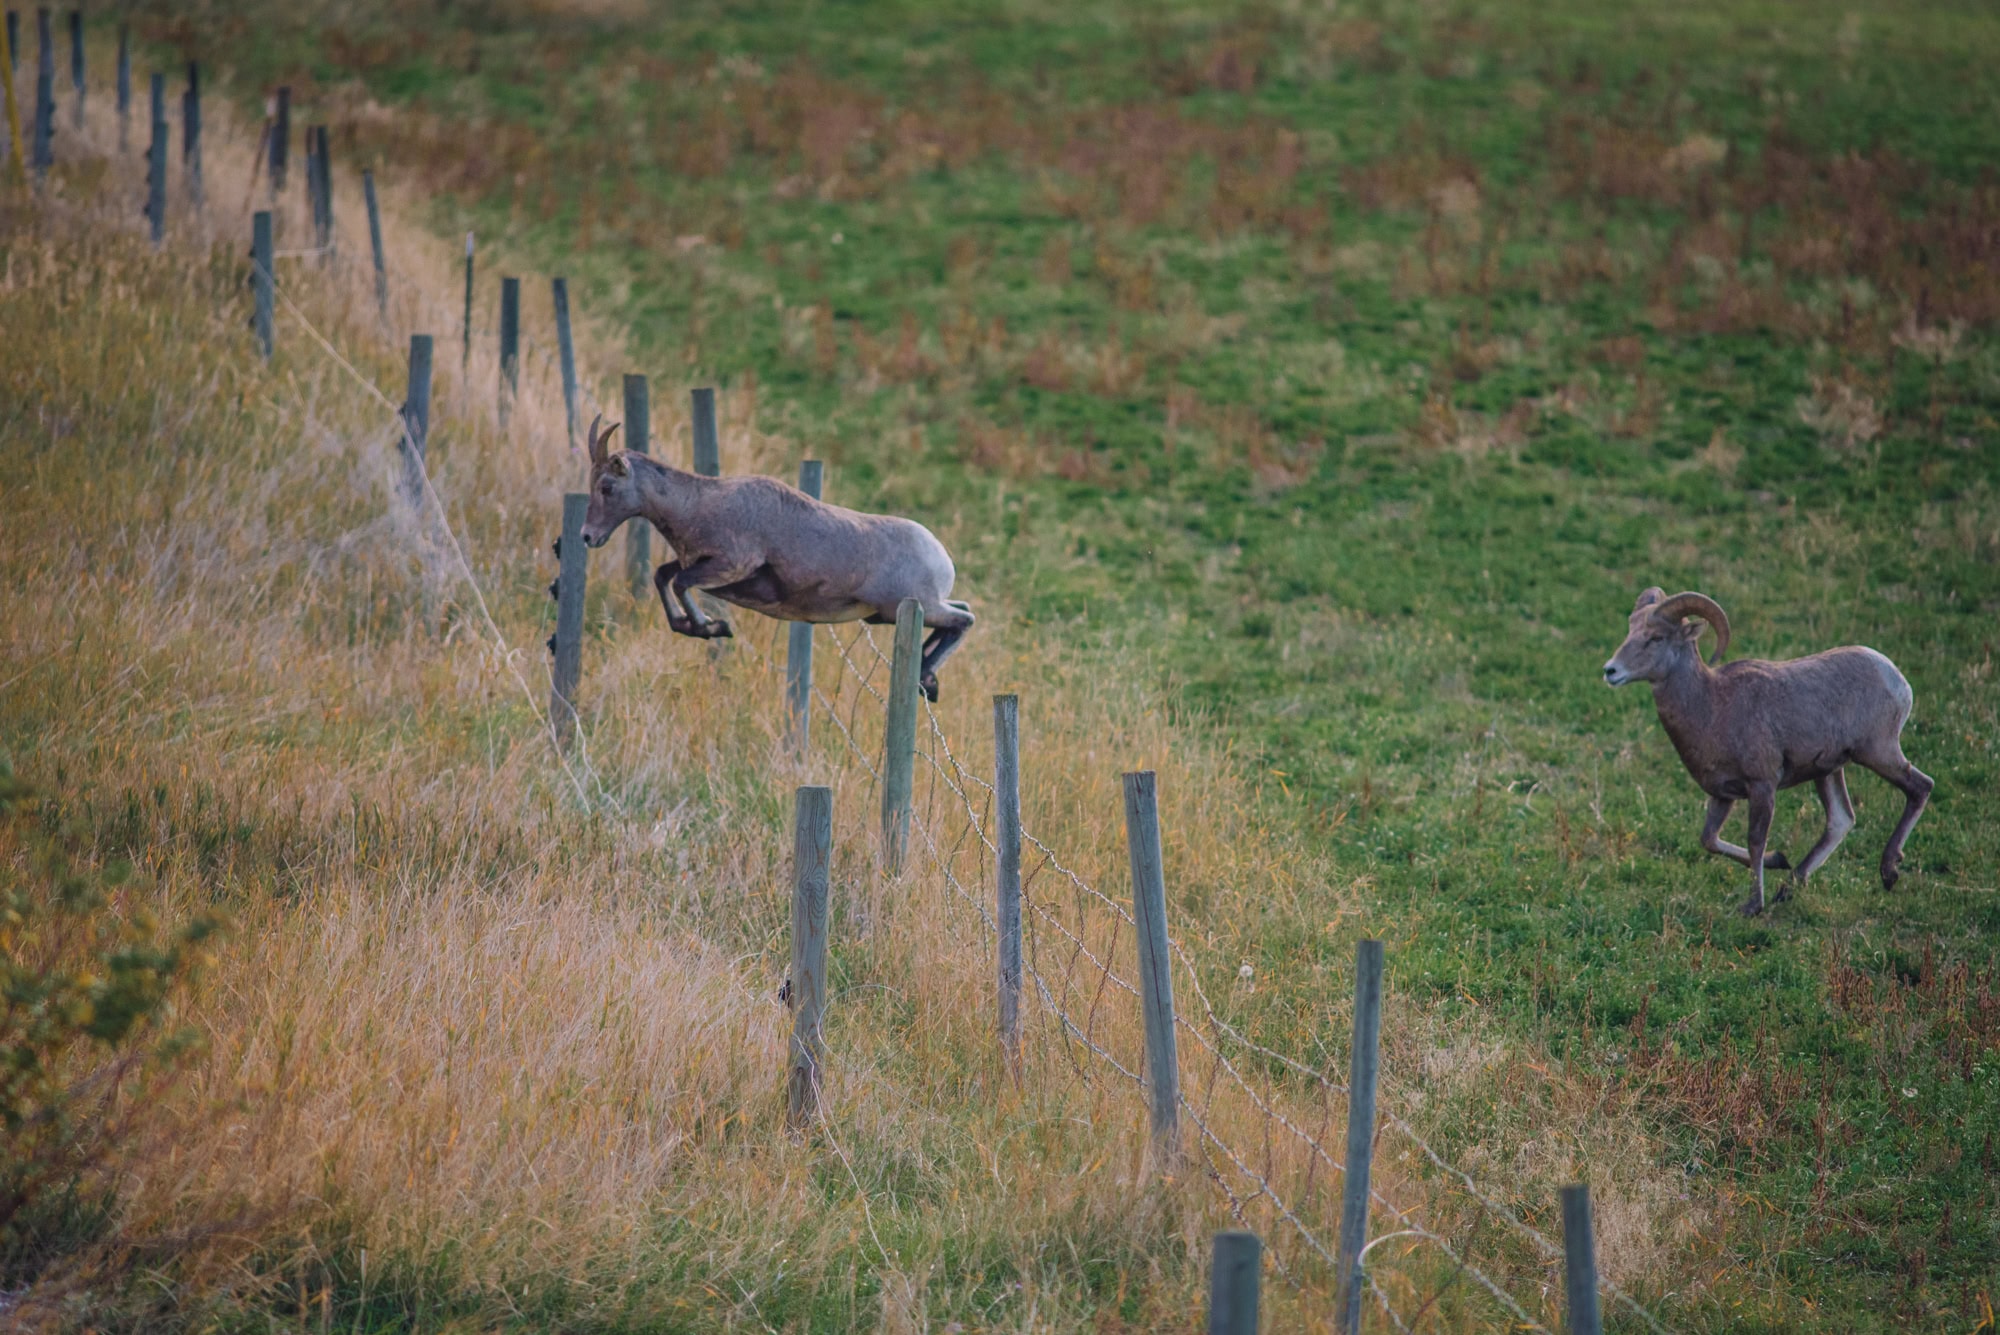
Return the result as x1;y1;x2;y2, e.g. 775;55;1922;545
1882;867;1901;892
705;620;734;640
921;672;940;704
1765;851;1792;871
1736;894;1766;919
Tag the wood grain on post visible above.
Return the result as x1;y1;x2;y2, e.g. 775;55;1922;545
145;72;163;244
399;334;433;503
786;784;833;1130
1562;1185;1603;1335
880;597;923;874
1335;938;1385;1334
993;693;1023;1067
1207;1230;1261;1335
250;210;273;359
785;460;822;750
550;493;588;749
552;277;578;451
1122;770;1180;1157
363;169;387;320
622;373;650;599
498;275;520;426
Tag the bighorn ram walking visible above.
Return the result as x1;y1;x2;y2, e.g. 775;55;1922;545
578;417;974;701
1603;587;1932;917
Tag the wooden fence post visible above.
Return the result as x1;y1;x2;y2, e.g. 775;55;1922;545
622;373;650;598
250;210;273;359
552;276;577;450
145;72;163;244
30;7;50;181
399;334;433;503
460;231;474;370
785;459;822;749
549;493;588;749
880;596;922;873
363;169;386;320
993;693;1023;1067
6;12;16;76
181;62;200;210
63;7;76;129
690;385;719;477
268;84;287;195
1123;770;1180;1158
113;22;125;152
0;12;20;187
1562;1185;1603;1335
786;784;833;1131
1208;1230;1261;1335
498;275;520;426
1335;939;1385;1334
311;124;331;256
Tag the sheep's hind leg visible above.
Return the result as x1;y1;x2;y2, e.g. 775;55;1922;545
1855;742;1933;891
1777;770;1856;903
1699;796;1791;872
1737;781;1778;917
917;603;976;703
651;561;698;636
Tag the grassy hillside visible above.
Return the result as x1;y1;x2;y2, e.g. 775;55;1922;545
4;0;1998;1328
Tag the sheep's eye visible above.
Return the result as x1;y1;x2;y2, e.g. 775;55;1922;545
599;479;614;493
1644;634;1662;645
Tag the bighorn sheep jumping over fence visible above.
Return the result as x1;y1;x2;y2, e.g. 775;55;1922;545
1603;587;1932;917
578;417;975;701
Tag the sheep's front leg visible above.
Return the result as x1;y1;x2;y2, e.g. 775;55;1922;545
1737;781;1777;917
652;561;699;637
671;554;754;639
1699;796;1791;871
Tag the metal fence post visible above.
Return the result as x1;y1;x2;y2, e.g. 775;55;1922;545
461;230;474;370
549;493;588;749
30;7;50;181
182;62;200;210
1208;1231;1261;1335
552;276;578;450
1123;770;1181;1158
1562;1185;1603;1335
363;169;386;320
786;784;833;1131
994;693;1023;1068
63;7;76;129
691;384;719;477
268;84;287;195
880;597;922;873
620;373;650;598
498;275;520;425
1335;939;1385;1334
145;72;163;244
250;210;273;359
785;460;823;749
399;334;433;503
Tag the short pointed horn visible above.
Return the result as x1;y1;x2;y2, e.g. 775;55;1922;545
1657;591;1729;664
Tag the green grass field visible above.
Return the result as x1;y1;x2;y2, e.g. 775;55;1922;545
7;0;1999;1328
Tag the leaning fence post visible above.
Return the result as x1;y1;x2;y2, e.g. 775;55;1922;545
250;210;273;359
993;693;1023;1067
268;84;287;196
144;72;163;244
1562;1185;1603;1335
498;275;520;425
879;597;922;873
691;384;719;477
1208;1231;1261;1335
30;7;50;181
784;460;823;748
552;276;578;450
460;230;474;370
181;62;200;210
63;7;77;130
622;373;650;597
1335;938;1386;1334
363;169;386;320
549;493;588;749
1123;770;1181;1159
786;783;833;1131
399;334;433;503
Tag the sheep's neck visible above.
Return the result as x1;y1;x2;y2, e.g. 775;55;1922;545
1651;661;1718;771
629;455;708;540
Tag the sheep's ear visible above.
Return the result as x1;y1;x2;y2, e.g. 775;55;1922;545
1633;586;1665;610
606;454;629;477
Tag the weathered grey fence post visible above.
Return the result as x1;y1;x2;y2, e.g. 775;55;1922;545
552;276;578;450
1123;770;1181;1159
144;72;163;244
498;275;520;425
1335;938;1385;1334
250;210;273;359
549;493;588;749
691;384;719;477
311;124;331;256
785;459;823;749
993;693;1023;1067
6;12;16;76
1208;1231;1261;1335
460;230;474;370
1562;1185;1603;1335
302;124;319;242
30;7;50;181
880;597;922;873
786;783;833;1131
113;22;125;151
64;8;78;129
268;85;288;195
363;169;386;320
0;14;20;186
181;62;200;210
621;373;650;597
399;334;433;503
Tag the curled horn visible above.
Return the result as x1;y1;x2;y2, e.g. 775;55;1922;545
586;414;621;466
1656;591;1729;664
